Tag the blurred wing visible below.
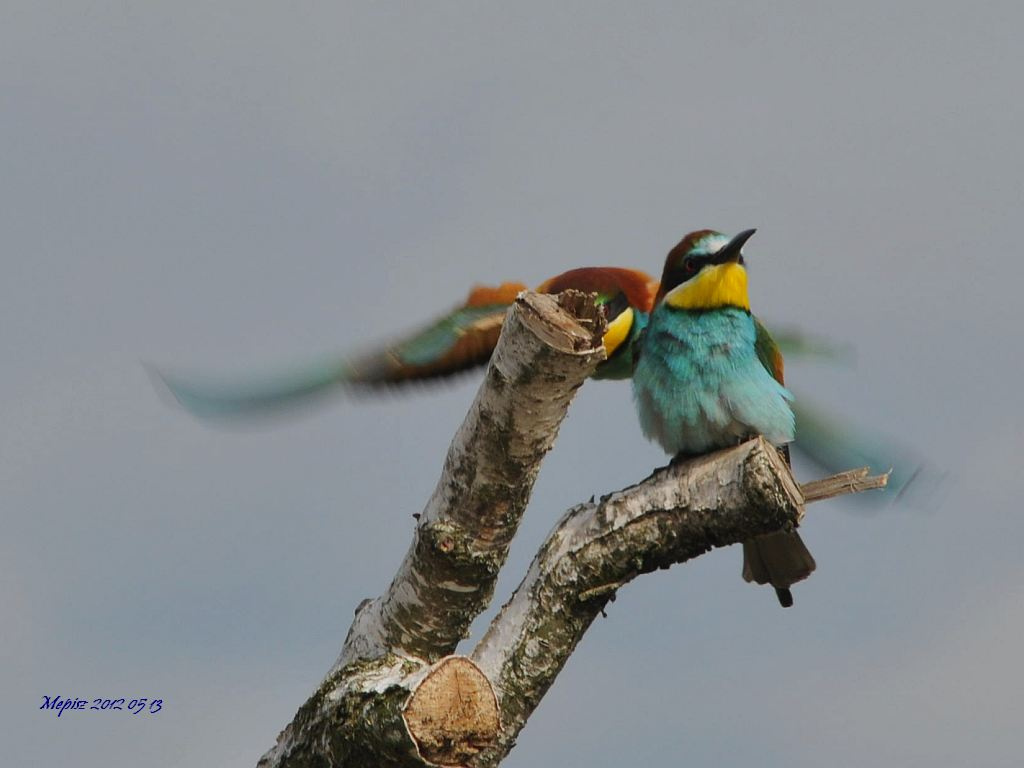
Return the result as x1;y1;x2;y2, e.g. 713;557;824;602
344;281;526;382
153;358;352;419
348;301;513;383
156;282;525;418
756;316;925;497
771;326;854;363
791;394;927;499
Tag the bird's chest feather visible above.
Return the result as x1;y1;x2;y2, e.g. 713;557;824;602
632;308;794;454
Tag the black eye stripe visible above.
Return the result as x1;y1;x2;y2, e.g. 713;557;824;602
684;255;711;271
661;253;718;296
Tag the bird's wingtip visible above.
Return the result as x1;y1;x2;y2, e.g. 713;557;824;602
143;361;189;411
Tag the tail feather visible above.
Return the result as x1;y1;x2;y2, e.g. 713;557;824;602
742;530;817;608
774;587;794;608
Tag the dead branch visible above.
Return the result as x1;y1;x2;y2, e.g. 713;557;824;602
257;291;886;768
469;438;801;764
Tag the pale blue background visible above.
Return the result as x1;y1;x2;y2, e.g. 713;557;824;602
3;3;1022;766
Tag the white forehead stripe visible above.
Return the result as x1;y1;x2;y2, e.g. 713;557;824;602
695;233;730;255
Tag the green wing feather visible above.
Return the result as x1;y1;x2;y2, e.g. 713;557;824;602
753;316;786;384
352;303;509;381
790;394;925;499
155;270;659;418
754;316;923;496
156;302;513;419
153;358;353;419
771;327;854;363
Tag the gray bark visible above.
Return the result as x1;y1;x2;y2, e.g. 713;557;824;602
470;439;802;765
337;290;607;671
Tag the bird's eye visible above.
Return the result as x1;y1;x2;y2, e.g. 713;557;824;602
683;256;699;273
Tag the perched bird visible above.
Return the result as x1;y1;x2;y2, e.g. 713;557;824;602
632;229;816;607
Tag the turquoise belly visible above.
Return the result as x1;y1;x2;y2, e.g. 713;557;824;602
632;307;794;455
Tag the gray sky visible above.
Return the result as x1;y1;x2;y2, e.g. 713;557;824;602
3;2;1023;766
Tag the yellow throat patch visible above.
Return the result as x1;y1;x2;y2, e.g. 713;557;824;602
601;306;634;357
664;263;750;311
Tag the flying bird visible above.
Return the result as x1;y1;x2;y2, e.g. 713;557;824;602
154;269;658;416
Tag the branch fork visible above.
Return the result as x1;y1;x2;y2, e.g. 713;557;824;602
258;291;885;768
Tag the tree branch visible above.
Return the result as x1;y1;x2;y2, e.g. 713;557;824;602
469;438;801;764
257;291;887;768
800;466;890;503
259;291;606;768
465;446;887;765
338;291;607;669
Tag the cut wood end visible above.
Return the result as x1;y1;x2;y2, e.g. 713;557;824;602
404;656;500;767
516;291;606;354
756;437;804;507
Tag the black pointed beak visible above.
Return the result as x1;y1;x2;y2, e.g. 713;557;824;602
712;228;756;264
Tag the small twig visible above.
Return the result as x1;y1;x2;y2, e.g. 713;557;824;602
800;467;890;503
577;581;626;602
